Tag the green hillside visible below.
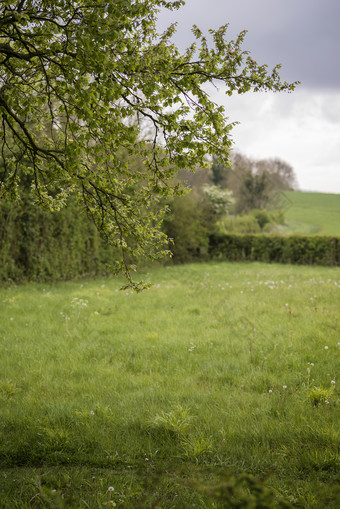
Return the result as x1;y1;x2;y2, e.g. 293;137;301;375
281;191;340;235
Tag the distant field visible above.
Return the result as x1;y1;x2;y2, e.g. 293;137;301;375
281;191;340;235
1;262;339;507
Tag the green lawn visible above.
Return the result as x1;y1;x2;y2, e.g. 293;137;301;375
282;191;340;235
0;262;339;507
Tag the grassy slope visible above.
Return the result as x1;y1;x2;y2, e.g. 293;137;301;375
282;191;340;235
0;262;339;507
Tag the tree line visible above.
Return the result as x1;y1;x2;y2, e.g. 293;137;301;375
162;151;297;262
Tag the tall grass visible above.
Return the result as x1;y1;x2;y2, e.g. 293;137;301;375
0;262;339;507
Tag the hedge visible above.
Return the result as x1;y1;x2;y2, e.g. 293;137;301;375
209;233;340;266
0;197;119;283
2;198;340;284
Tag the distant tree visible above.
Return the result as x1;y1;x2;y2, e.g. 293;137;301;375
0;0;297;286
225;151;297;213
235;171;271;213
210;156;230;187
227;151;254;199
202;184;234;224
175;167;211;193
256;157;298;190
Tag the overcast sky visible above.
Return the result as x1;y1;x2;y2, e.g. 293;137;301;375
157;0;340;193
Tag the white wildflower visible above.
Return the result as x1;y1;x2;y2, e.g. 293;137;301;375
324;346;329;350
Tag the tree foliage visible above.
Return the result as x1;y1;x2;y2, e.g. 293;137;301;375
0;0;297;287
225;152;298;214
202;184;234;222
256;157;297;191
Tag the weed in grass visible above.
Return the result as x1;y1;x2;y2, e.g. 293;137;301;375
150;405;192;437
0;380;19;399
181;435;213;461
308;386;334;406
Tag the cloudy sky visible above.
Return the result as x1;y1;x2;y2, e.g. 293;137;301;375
157;0;340;193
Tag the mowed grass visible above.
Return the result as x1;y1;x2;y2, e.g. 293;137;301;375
282;191;340;235
0;262;339;508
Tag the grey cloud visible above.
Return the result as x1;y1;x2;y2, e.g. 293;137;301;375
157;0;340;89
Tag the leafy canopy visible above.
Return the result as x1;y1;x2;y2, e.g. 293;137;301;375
0;0;298;288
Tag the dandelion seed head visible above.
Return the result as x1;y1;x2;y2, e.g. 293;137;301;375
324;346;329;350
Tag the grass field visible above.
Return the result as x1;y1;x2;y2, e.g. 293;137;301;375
281;191;340;235
1;262;339;508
